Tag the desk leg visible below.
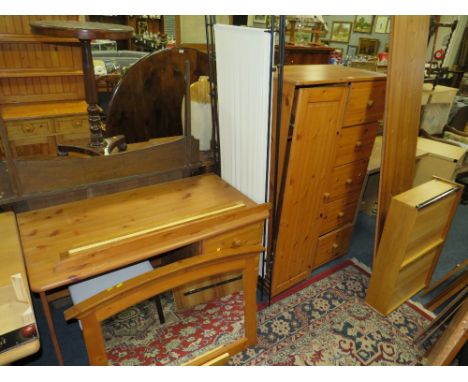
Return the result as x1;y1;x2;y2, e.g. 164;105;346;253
39;292;64;365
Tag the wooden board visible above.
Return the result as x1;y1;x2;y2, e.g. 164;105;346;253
375;16;430;255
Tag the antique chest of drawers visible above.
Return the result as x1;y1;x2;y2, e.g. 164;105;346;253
270;65;386;295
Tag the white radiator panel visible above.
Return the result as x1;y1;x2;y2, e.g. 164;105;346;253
214;25;272;205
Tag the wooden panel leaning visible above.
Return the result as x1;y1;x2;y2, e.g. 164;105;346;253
366;177;463;316
64;245;264;366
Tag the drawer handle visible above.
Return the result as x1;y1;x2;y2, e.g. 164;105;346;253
355;141;363;148
367;99;375;107
332;243;339;250
345;178;353;185
23;126;34;133
323;192;331;200
74;121;82;127
337;212;345;218
232;239;242;248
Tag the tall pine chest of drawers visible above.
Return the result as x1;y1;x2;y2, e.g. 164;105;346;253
270;65;386;296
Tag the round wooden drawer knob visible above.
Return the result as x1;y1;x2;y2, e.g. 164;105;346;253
232;239;242;248
337;212;345;218
355;141;363;148
345;178;353;185
323;192;331;200
332;243;339;250
367;99;375;107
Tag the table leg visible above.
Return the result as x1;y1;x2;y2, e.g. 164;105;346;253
39;292;64;365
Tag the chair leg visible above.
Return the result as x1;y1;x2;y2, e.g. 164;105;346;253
153;295;165;324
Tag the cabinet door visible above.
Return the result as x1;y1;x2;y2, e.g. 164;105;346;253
271;86;349;296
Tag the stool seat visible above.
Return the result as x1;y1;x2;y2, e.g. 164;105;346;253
69;261;153;304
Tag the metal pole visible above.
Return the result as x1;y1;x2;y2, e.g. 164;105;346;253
260;15;276;302
204;16;221;175
184;60;192;174
267;15;286;304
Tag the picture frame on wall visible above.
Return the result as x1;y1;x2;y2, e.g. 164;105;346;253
353;16;374;33
374;16;390;34
347;45;358;58
330;21;353;43
253;15;267;25
358;38;380;56
137;19;149;35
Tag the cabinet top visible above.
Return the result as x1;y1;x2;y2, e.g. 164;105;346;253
279;64;386;86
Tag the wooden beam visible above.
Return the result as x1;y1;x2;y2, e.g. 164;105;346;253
375;16;430;257
426;297;468;365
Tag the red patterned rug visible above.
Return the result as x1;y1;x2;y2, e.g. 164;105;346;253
102;259;435;366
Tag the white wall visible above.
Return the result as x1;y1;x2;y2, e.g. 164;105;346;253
179;16;230;44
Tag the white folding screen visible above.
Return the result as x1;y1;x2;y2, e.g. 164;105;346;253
214;25;272;205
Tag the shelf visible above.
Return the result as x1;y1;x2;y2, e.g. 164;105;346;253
2;100;88;121
0;69;83;79
401;237;445;270
0;33;79;44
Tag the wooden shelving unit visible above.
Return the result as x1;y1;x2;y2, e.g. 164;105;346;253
0;15;89;158
366;178;463;316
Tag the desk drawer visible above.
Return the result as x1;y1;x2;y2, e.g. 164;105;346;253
7;119;54;139
323;160;368;203
335;122;378;167
203;222;264;253
314;224;354;267
174;223;264;310
343;80;386;126
319;193;359;235
55;115;89;134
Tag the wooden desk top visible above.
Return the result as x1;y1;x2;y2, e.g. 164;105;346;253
279;64;386;87
0;212;40;365
17;174;269;292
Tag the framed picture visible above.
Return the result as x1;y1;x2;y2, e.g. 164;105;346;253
137;19;149;35
358;38;380;56
330;21;353;43
353;16;374;33
374;16;390;34
347;45;358;57
253;15;267;25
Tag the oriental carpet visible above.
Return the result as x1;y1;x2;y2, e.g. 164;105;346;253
102;259;435;366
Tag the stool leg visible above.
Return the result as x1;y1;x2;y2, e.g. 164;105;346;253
39;292;64;365
154;296;165;324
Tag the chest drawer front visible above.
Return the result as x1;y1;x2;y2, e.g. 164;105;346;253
335;122;378;167
7;119;53;139
319;194;359;235
314;224;354;267
203;222;264;253
323;159;368;202
343;80;386;126
55;115;89;134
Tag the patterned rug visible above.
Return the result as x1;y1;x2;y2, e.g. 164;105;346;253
102;259;435;366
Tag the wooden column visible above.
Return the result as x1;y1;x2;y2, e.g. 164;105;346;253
375;16;430;255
